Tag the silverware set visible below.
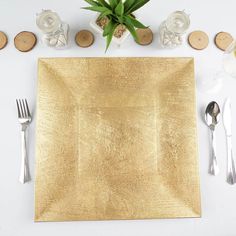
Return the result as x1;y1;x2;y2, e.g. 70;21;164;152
205;98;236;185
14;97;236;185
16;99;32;184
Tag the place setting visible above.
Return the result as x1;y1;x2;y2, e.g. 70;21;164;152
3;0;235;228
205;99;236;184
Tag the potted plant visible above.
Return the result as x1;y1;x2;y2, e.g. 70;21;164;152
83;0;150;51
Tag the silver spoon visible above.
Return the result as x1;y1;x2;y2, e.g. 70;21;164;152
205;101;220;175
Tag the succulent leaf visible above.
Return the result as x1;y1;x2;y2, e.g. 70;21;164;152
127;0;150;14
82;6;110;12
117;16;124;23
124;0;136;11
123;16;138;41
115;0;124;16
84;0;101;6
97;0;111;9
98;10;113;20
103;19;115;36
108;0;119;9
126;15;147;28
105;22;119;51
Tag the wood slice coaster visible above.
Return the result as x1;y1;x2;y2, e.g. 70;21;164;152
136;28;153;45
0;31;8;50
14;31;37;52
75;30;94;48
188;31;209;50
215;32;234;51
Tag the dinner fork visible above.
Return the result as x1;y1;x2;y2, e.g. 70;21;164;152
16;99;32;184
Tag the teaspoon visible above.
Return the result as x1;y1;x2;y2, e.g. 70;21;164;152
205;101;220;175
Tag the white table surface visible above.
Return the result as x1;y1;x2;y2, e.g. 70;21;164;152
0;0;236;235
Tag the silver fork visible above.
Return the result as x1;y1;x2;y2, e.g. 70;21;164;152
16;99;32;184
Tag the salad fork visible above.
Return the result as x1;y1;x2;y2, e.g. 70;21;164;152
16;99;32;184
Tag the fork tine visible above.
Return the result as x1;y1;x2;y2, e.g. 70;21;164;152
16;99;21;118
25;99;31;117
22;99;27;118
19;99;25;118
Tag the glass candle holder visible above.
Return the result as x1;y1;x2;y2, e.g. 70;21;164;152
36;10;69;48
159;10;190;48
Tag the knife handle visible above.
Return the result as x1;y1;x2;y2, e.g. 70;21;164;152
226;135;236;185
209;129;219;175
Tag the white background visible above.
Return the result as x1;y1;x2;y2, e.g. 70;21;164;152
0;0;236;235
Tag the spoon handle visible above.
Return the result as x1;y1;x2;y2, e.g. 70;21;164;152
226;135;236;184
209;129;219;175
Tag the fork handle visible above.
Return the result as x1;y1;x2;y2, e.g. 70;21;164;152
19;130;30;184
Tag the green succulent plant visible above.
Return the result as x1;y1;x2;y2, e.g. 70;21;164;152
83;0;150;51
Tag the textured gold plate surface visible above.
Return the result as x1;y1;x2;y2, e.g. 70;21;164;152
35;57;201;222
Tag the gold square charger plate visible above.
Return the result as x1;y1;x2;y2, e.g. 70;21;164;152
35;57;201;222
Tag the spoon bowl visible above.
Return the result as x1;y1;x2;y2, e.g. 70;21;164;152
205;101;221;128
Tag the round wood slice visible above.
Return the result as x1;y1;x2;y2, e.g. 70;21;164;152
14;31;37;52
188;31;209;50
0;31;8;50
214;32;234;51
75;30;94;48
136;28;153;46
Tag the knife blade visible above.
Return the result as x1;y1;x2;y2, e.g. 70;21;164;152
223;98;236;184
223;98;232;136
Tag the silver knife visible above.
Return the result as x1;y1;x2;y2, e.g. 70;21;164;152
223;98;236;185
